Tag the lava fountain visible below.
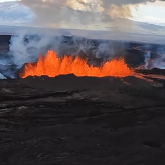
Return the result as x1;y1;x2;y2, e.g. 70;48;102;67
20;50;135;78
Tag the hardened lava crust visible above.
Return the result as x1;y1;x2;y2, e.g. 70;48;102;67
0;73;165;165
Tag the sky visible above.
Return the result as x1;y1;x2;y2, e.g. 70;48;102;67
0;0;165;31
130;1;165;25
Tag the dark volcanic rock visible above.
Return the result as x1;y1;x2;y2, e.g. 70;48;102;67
19;74;154;92
0;75;165;164
0;35;11;46
136;68;165;75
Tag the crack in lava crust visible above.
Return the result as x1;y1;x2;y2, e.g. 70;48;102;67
20;50;135;78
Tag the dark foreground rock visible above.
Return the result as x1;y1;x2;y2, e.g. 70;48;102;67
0;75;165;165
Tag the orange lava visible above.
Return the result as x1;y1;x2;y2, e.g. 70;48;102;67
20;50;135;78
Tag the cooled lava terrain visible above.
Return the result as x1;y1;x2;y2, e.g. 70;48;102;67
0;35;165;165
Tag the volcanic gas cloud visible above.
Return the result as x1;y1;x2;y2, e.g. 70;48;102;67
20;50;135;78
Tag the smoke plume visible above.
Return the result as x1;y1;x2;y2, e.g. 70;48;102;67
9;31;126;68
18;0;158;29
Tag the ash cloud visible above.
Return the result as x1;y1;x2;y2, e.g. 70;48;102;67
18;0;159;29
19;0;157;6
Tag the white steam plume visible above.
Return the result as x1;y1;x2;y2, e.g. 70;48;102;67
9;29;128;68
143;52;165;69
136;45;165;70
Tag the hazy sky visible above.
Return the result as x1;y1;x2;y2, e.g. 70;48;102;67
130;1;165;25
0;0;165;30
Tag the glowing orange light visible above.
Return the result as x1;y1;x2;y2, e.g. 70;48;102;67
20;50;134;78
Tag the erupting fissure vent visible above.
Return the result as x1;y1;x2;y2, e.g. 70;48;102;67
20;50;135;78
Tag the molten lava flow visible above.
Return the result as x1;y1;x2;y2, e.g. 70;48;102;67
20;50;134;78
